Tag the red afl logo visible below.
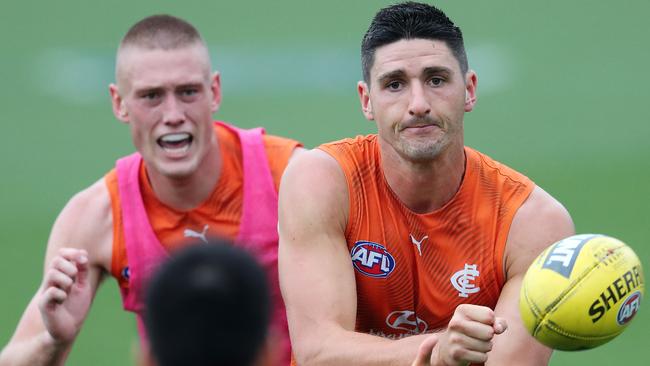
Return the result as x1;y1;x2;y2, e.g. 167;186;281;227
617;291;641;325
350;241;396;278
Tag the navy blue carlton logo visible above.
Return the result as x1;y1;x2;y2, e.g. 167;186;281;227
121;266;130;280
542;234;600;278
350;241;396;278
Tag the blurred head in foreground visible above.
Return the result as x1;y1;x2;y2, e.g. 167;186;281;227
144;240;272;366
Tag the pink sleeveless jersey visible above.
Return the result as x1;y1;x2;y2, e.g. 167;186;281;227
116;121;290;364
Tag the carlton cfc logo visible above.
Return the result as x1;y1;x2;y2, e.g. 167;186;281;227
351;241;396;278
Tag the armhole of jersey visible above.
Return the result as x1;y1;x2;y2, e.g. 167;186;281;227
104;171;124;285
494;181;535;288
262;135;302;192
317;145;355;241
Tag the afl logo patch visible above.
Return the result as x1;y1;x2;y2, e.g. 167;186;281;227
350;241;396;278
617;291;641;325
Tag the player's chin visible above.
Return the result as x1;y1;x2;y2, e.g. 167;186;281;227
156;159;200;179
399;141;444;161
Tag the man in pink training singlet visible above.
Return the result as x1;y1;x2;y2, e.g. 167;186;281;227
0;14;301;366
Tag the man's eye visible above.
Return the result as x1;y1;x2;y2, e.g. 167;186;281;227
181;89;198;96
429;77;444;87
142;92;160;100
387;81;402;90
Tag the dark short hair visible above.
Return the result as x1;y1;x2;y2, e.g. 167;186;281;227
361;1;468;84
120;14;205;50
145;240;270;366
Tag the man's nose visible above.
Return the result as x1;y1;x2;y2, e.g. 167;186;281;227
408;83;431;117
161;96;185;125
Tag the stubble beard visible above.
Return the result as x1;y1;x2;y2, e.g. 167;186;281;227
395;135;448;164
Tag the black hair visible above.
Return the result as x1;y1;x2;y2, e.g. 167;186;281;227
145;240;270;366
361;1;468;83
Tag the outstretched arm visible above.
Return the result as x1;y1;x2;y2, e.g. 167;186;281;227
279;149;427;365
0;180;112;366
486;186;575;365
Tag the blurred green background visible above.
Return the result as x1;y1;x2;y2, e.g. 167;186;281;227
1;0;647;364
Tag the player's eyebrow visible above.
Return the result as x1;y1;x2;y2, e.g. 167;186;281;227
376;69;407;85
422;66;452;78
134;86;164;96
377;66;454;85
175;82;204;91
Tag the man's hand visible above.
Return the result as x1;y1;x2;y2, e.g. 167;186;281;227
421;304;507;366
38;248;93;344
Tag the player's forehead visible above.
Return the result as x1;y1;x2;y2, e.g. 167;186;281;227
116;43;211;91
370;38;461;81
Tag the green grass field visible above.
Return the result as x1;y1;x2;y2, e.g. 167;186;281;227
1;1;648;364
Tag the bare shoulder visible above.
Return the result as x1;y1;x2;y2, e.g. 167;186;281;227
287;146;307;163
45;178;114;273
504;186;575;279
279;148;349;238
282;148;347;201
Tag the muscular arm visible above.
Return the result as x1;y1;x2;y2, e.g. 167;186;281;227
279;150;431;366
486;186;575;365
0;180;114;366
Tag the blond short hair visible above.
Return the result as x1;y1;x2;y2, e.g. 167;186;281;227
119;14;205;50
114;15;211;88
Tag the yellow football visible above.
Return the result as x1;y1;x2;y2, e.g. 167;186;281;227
519;234;644;350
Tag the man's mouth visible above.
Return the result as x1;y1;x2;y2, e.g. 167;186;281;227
400;117;440;131
401;124;440;133
157;133;193;153
405;124;437;129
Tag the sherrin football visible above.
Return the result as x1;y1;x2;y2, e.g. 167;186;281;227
519;234;644;350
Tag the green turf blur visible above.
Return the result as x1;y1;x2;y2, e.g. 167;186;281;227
1;1;647;365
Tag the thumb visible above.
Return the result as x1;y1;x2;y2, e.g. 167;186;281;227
494;317;508;335
75;252;90;288
412;336;437;366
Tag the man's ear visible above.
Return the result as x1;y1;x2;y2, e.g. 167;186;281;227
109;84;129;123
357;81;374;121
464;70;478;112
210;71;222;113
